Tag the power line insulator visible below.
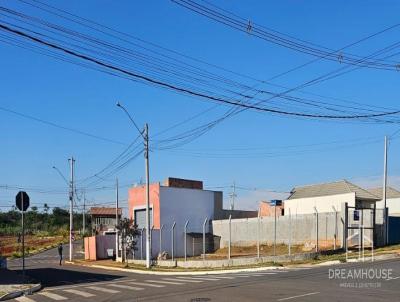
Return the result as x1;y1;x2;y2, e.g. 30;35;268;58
246;20;252;33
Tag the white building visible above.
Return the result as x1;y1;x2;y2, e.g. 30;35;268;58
284;180;379;215
367;187;400;216
128;177;257;258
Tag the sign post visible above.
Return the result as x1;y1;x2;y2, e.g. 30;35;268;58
16;191;29;280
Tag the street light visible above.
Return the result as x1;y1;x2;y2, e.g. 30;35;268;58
117;101;151;268
53;160;75;262
52;166;69;185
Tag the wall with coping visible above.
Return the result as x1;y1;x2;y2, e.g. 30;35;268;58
212;211;345;249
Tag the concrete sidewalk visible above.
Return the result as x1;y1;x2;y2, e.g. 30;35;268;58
0;269;41;301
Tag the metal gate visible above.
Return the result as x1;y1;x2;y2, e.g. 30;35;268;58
343;202;377;259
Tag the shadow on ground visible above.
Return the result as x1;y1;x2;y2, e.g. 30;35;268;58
11;267;125;288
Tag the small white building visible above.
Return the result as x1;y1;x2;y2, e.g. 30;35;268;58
367;187;400;216
128;177;257;258
284;180;379;215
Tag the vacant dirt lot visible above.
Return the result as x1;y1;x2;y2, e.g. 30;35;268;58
0;235;65;257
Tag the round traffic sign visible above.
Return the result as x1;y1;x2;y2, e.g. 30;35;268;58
15;191;30;212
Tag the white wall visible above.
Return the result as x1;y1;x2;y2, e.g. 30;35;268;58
284;193;356;215
212;212;344;248
148;187;217;258
376;198;400;215
159;186;215;232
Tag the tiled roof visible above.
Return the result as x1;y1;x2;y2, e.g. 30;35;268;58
367;187;400;199
89;207;122;216
288;180;379;201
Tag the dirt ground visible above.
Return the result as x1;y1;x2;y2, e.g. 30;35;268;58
0;235;65;257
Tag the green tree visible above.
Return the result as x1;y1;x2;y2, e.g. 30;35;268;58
116;218;139;262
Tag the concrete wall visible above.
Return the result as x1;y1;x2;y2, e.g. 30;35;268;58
85;235;116;260
132;228;217;259
213;206;387;250
284;193;355;215
128;208;388;260
376;198;400;215
212;211;345;249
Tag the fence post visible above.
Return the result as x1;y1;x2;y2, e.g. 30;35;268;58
150;225;154;260
228;215;231;260
141;228;144;260
371;226;374;262
203;217;208;260
288;208;291;257
332;206;337;250
257;212;260;259
159;224;164;256
123;229;127;262
361;208;365;262
184;220;189;262
342;203;349;261
171;222;176;261
314;207;318;253
358;210;362;260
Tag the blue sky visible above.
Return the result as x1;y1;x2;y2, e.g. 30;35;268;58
1;0;400;212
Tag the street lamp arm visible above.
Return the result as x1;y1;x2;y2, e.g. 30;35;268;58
52;166;69;186
116;101;145;138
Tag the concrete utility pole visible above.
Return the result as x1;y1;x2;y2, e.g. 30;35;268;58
383;135;388;245
274;201;277;258
228;215;231;260
115;177;119;260
21;193;25;281
117;102;151;268
68;157;75;262
229;181;236;210
82;190;86;235
144;123;151;268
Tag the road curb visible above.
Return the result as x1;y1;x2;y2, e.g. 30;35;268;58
0;283;41;301
346;253;399;263
71;262;287;275
314;260;341;266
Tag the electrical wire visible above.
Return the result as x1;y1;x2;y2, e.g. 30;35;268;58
172;0;400;70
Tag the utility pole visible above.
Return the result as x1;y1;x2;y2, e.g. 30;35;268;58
144;123;151;268
229;181;236;210
68;157;75;262
274;201;277;258
383;135;388;245
116;102;151;268
115;177;119;260
82;190;86;235
21;193;25;281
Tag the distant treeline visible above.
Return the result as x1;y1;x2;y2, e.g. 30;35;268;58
0;206;89;236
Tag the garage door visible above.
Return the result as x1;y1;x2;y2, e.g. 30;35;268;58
134;208;153;229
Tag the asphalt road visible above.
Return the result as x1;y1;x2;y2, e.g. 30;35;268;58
7;246;400;302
